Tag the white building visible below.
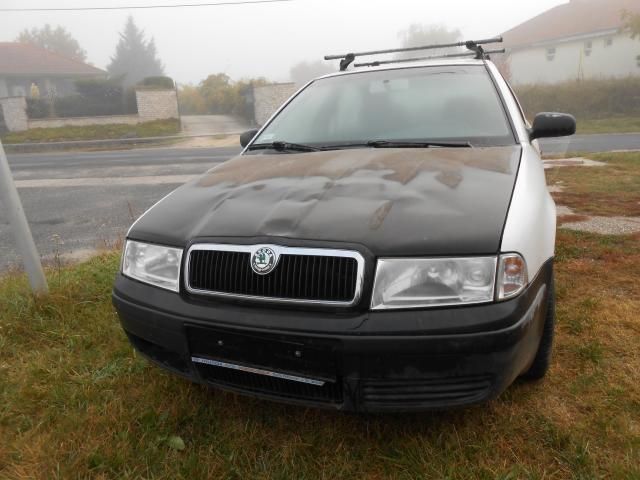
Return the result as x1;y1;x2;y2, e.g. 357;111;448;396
500;0;640;85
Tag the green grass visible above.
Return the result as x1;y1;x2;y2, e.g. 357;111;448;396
1;118;182;144
576;116;640;135
1;154;640;478
2;234;639;479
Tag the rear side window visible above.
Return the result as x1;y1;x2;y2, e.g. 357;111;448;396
255;66;515;147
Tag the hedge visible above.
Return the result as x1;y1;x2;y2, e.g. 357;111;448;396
513;77;640;120
138;76;175;89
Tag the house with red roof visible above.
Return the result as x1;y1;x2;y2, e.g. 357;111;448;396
500;0;640;85
0;42;106;99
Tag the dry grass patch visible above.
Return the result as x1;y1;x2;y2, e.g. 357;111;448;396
546;152;640;217
557;214;590;224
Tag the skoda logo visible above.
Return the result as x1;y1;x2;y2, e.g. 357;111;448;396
251;247;278;275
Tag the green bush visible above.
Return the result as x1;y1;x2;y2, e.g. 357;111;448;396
74;77;123;99
177;74;270;124
53;95;134;118
25;77;138;119
514;77;640;120
138;76;175;89
26;98;49;119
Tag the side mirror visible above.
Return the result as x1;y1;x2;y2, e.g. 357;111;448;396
240;129;259;148
530;112;576;140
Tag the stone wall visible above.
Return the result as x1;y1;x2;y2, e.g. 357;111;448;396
0;88;179;132
136;89;179;121
253;83;298;126
0;97;28;132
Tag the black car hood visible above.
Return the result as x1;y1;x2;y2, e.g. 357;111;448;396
130;146;521;256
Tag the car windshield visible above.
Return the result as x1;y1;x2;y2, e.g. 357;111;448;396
253;65;515;149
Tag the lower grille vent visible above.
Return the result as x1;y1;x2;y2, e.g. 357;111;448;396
194;361;343;404
361;375;493;409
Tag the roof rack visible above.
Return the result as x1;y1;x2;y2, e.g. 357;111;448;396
354;48;506;68
324;37;503;71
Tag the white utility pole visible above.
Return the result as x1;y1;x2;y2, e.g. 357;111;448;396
0;141;48;294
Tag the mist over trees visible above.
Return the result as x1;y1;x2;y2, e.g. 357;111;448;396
289;60;334;86
17;25;87;62
287;24;464;85
107;17;164;87
396;24;462;59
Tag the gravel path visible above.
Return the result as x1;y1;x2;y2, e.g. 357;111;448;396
561;216;640;235
553;201;640;236
543;157;607;169
547;160;640;235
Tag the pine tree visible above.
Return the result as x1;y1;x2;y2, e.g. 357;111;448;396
107;16;164;86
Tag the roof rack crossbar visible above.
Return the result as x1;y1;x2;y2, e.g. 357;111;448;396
353;48;506;68
325;36;503;71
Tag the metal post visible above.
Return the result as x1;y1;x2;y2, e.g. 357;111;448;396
0;141;48;294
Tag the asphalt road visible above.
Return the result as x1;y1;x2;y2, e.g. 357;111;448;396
1;146;241;271
1;132;639;271
539;132;640;155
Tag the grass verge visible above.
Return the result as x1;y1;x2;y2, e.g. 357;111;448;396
576;116;640;135
1;153;639;478
1;119;182;144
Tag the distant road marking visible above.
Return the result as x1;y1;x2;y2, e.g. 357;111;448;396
15;175;196;188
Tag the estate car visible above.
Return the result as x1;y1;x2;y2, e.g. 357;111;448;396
113;42;575;412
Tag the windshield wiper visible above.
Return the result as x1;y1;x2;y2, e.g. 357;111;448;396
366;140;472;148
247;141;322;153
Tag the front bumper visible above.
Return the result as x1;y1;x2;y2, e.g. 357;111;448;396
112;260;553;412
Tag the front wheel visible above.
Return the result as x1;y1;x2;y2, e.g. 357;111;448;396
521;274;555;380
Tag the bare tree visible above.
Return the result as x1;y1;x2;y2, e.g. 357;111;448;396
17;24;87;62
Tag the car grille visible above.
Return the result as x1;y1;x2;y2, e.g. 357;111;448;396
186;245;362;305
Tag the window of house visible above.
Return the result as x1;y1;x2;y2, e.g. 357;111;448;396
546;47;556;61
605;37;613;47
584;41;592;57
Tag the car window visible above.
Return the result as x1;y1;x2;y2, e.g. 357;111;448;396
254;66;515;148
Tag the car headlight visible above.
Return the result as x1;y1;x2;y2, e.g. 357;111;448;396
122;240;183;292
371;257;497;310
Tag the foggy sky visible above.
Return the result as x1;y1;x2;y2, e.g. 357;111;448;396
1;0;568;84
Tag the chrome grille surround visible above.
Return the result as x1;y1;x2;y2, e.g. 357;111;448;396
184;243;365;306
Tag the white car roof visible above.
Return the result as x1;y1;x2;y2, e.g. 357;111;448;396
316;58;491;81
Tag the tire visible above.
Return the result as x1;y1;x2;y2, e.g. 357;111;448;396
521;274;555;380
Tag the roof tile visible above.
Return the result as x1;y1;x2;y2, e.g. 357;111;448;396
0;42;106;77
502;0;640;49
